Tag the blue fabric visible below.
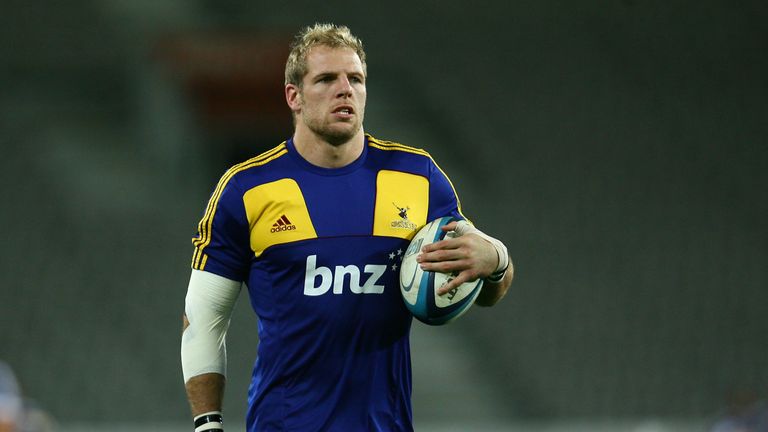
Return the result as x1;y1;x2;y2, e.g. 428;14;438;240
191;135;463;431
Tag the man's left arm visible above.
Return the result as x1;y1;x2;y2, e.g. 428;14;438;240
473;259;513;306
416;220;513;307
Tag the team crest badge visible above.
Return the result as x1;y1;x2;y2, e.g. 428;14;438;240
391;202;417;231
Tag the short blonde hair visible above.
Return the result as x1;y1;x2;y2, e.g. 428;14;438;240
285;23;367;87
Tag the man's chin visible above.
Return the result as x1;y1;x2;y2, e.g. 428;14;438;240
317;124;361;146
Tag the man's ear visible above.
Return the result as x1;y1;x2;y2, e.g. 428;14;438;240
286;84;302;112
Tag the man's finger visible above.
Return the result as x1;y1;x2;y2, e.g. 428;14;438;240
440;221;458;232
437;271;472;295
419;258;458;273
420;237;462;253
416;247;464;264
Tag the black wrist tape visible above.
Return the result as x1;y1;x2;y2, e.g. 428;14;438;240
194;412;223;429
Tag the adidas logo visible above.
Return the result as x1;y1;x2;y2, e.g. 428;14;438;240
270;215;296;233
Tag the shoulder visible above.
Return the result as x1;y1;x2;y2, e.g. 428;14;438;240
213;142;290;193
366;134;441;174
226;142;290;181
367;134;454;178
367;134;432;159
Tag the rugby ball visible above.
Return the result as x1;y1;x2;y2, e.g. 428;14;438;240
399;216;483;325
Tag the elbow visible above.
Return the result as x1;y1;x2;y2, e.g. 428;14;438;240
474;288;506;307
475;267;513;307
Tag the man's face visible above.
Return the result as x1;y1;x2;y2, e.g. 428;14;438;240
290;45;367;145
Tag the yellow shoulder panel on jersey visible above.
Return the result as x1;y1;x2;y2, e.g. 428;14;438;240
373;170;429;240
192;143;288;269
242;178;318;257
367;135;467;221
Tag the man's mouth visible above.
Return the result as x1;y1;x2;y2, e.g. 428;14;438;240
333;105;354;115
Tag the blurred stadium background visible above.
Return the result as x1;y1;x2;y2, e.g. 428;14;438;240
1;1;766;431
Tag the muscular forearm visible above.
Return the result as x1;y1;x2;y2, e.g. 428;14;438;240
185;372;226;417
475;257;514;307
183;313;225;416
180;270;242;421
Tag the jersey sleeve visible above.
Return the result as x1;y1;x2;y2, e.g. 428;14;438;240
191;174;252;282
426;157;466;222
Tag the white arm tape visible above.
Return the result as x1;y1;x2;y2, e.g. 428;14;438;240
181;269;241;383
454;220;509;275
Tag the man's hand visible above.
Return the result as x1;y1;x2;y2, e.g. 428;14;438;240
415;221;500;295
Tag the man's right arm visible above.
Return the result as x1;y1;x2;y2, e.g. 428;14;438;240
185;372;225;414
181;270;241;429
182;314;226;416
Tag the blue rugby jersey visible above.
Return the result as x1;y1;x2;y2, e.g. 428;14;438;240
191;134;464;432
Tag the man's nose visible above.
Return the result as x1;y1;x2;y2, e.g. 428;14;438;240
336;77;353;97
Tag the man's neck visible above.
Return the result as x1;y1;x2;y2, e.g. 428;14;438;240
292;128;366;169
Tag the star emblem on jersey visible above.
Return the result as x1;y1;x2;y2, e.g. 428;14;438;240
270;215;296;233
387;247;404;272
390;202;417;231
